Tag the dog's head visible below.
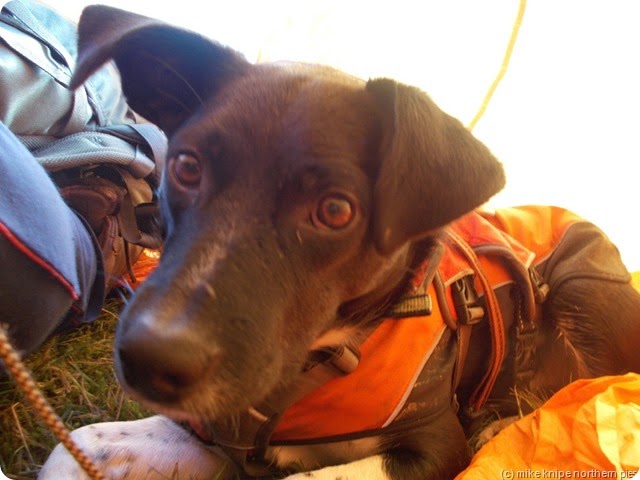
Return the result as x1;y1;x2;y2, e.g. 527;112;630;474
73;6;505;422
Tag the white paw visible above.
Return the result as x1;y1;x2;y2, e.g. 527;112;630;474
38;416;235;480
283;455;387;480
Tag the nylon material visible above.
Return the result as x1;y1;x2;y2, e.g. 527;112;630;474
271;285;448;442
0;122;84;294
447;213;536;274
538;222;631;292
445;228;507;410
33;132;155;176
390;328;458;428
127;123;168;173
0;20;71;83
3;0;77;69
15;134;56;149
0;219;78;299
381;324;447;428
478;206;584;264
475;244;536;271
68;212;101;322
456;374;640;478
443;268;475;288
83;62;131;127
472;244;537;323
0;51;76;134
1;2;145;137
130;145;156;178
433;273;457;330
60;86;92;136
267;207;611;443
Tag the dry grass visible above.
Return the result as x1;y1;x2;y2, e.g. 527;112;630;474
0;290;552;479
0;298;151;479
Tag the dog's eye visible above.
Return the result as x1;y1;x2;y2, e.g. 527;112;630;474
314;195;355;229
171;153;202;187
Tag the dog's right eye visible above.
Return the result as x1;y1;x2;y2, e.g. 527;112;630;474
313;194;355;230
171;153;202;187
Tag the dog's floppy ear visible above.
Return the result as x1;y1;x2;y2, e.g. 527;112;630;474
366;78;506;254
71;6;249;135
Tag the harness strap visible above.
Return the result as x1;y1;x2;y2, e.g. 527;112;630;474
445;228;506;411
451;275;485;394
187;344;361;477
188;244;444;476
514;266;548;386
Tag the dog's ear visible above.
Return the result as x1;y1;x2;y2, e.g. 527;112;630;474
366;78;506;254
71;6;249;135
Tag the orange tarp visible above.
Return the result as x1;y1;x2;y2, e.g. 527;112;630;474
457;374;640;479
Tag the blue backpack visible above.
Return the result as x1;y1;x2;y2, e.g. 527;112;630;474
0;0;167;288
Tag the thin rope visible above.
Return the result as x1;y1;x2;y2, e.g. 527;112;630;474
0;324;107;480
467;0;527;131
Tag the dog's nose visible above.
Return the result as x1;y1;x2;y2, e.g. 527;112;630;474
116;316;218;403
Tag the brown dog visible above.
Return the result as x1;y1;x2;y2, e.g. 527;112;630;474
39;6;640;480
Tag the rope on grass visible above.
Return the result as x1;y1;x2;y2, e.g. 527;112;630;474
0;324;107;480
467;0;527;131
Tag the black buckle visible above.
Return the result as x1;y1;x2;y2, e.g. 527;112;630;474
385;292;432;318
452;276;485;325
529;267;550;304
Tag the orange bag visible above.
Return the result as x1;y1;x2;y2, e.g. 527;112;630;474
457;373;640;479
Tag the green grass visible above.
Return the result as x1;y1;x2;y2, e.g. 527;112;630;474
0;298;151;479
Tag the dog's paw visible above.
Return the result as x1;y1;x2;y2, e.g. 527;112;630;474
38;416;235;480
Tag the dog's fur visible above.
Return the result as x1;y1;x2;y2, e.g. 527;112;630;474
39;6;640;480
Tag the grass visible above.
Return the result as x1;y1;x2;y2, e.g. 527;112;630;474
0;280;554;479
0;297;151;479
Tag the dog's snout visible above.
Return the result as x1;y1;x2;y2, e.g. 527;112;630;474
116;316;219;404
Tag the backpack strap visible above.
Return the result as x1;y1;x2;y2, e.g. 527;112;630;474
1;0;91;135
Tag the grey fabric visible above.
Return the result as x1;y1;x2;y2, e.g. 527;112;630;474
0;0;166;177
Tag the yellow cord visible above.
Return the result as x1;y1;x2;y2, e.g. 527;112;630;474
467;0;527;131
0;325;106;480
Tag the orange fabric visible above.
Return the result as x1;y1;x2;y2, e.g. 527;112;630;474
456;374;640;479
477;206;585;264
273;206;581;441
445;227;507;410
127;207;635;449
271;282;448;441
121;248;161;289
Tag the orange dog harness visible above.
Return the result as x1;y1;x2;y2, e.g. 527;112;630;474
271;206;584;442
185;206;631;476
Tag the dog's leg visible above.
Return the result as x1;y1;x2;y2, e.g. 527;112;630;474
282;408;469;480
38;416;236;480
533;279;640;396
284;450;466;480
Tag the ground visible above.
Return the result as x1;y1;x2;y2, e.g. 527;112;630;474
0;298;150;479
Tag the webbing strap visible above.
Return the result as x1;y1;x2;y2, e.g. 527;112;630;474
2;0;91;135
445;228;506;411
190;345;360;477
